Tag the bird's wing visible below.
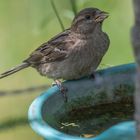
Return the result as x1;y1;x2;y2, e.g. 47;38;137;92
24;29;74;65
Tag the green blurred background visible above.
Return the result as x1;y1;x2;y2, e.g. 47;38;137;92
0;0;134;139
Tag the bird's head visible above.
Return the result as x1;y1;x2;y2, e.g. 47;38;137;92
71;8;109;34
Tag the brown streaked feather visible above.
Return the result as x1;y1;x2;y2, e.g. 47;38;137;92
35;29;70;52
24;29;74;64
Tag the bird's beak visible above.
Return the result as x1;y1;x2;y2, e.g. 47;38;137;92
95;11;109;23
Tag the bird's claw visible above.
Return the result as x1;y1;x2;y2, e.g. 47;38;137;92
89;73;96;79
60;86;68;102
54;80;68;102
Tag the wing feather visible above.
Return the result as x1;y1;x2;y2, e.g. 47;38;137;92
24;29;74;65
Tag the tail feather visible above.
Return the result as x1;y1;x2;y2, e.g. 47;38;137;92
0;63;29;79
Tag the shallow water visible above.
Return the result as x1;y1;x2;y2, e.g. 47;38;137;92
55;99;134;138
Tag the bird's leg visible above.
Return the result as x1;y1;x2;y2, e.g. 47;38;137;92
89;72;96;79
90;73;95;79
54;80;68;102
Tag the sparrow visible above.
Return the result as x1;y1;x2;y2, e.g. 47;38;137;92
0;8;110;101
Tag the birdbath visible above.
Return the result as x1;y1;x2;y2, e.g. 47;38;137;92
28;63;136;140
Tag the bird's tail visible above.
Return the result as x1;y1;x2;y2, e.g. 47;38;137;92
0;63;29;79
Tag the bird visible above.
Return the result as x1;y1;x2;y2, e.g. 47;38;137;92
0;7;110;101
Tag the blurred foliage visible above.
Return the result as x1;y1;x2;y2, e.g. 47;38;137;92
0;0;134;139
50;0;65;31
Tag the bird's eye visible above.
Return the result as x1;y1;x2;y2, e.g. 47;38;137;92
85;15;91;20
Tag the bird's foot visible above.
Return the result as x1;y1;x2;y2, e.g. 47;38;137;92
54;80;68;102
89;73;96;79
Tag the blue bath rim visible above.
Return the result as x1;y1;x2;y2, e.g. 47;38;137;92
28;63;136;140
